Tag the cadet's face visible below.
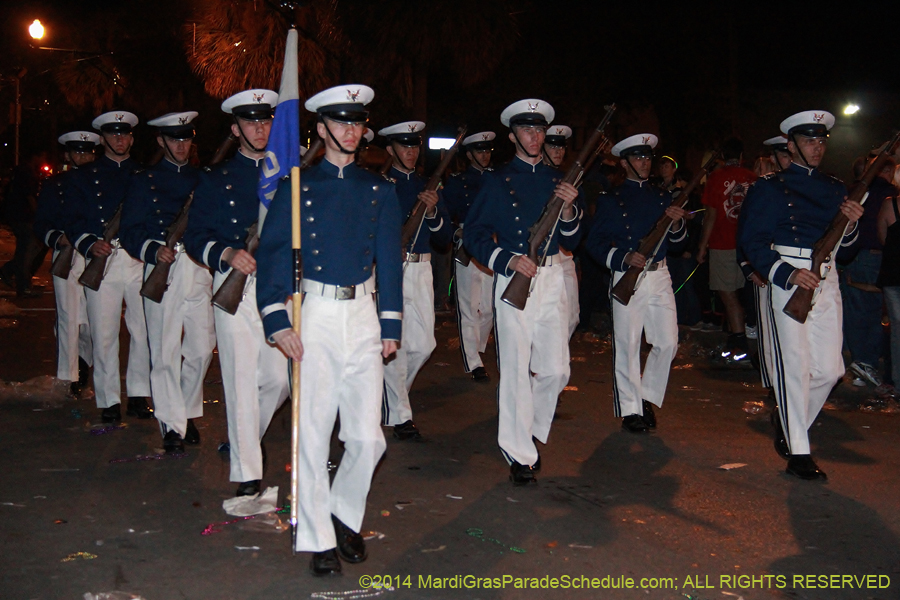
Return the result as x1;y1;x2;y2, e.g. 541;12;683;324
232;119;273;152
69;150;96;167
469;149;491;167
391;143;420;170
510;125;546;158
318;119;364;153
545;145;565;166
621;155;652;180
774;149;792;171
789;135;827;167
159;136;193;164
103;132;133;157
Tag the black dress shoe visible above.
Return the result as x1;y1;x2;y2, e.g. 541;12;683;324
622;414;649;434
533;453;541;472
101;404;122;423
235;480;261;497
184;419;200;444
785;454;827;481
126;397;153;419
771;408;790;460
509;461;537;486
332;515;367;563
70;381;83;397
471;366;490;382
163;430;185;454
641;400;657;429
310;548;342;576
393;420;422;441
77;357;90;388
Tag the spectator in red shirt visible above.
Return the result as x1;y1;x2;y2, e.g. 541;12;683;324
697;138;757;352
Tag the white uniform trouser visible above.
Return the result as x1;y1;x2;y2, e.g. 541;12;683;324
52;250;92;381
754;284;773;388
767;257;844;455
454;258;493;372
294;293;386;552
84;249;151;408
494;262;570;466
213;272;289;482
560;250;579;339
610;267;678;418
382;261;435;425
144;251;215;437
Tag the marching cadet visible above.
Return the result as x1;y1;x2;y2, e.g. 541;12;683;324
378;121;452;440
739;111;863;480
443;131;496;381
33;131;99;396
542;124;580;338
120;112;214;453
65;111;152;423
184;90;289;492
256;84;402;576
464;99;582;485
586;134;687;434
764;136;793;172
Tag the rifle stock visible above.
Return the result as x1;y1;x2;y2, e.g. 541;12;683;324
210;139;322;314
400;126;467;250
79;204;124;291
50;243;75;279
501;104;617;310
610;149;721;306
140;194;194;303
783;131;900;323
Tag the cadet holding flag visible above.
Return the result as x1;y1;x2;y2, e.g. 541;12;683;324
184;88;288;494
256;84;402;575
120;111;214;453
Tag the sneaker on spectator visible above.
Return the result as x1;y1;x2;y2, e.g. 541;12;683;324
701;321;721;332
849;362;882;387
851;376;866;388
745;325;758;340
689;321;705;331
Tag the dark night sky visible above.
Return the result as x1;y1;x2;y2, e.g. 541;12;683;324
2;0;899;177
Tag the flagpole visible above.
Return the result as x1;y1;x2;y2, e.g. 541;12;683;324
290;163;301;554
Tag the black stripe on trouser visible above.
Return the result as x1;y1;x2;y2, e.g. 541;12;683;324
608;275;622;418
381;380;391;425
453;260;473;373
754;286;772;388
766;284;792;454
491;273;512;465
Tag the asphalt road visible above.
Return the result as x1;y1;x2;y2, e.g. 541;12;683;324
1;230;898;600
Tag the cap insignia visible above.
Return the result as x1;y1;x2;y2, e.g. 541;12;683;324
482;133;490;140
642;135;650;144
178;116;189;125
252;93;265;103
528;102;539;112
79;133;89;141
115;114;124;122
813;113;824;123
556;128;564;134
346;89;360;102
407;123;418;132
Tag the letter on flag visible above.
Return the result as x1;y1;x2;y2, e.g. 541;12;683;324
258;28;299;229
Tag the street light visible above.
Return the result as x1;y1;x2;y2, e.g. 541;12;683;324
844;104;860;116
29;20;44;40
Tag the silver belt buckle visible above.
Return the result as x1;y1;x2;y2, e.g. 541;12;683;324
406;253;418;263
336;284;356;300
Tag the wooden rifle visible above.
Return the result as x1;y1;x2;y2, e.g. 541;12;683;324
78;204;124;291
783;130;900;323
500;104;616;310
400;126;467;251
210;138;323;314
140;133;240;303
610;149;721;306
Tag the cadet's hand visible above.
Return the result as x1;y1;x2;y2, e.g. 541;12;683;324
788;268;820;291
419;190;439;218
749;272;767;288
624;251;647;269
223;248;256;275
156;246;176;264
665;204;686;221
382;340;398;358
555;182;578;206
272;329;303;361
840;199;864;224
509;255;537;278
58;234;71;249
90;240;113;257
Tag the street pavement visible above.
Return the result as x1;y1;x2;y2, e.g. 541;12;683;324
1;228;898;600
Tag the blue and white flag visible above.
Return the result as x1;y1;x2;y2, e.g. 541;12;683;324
258;29;299;217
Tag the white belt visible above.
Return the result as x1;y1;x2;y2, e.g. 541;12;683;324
647;257;666;271
110;238;122;249
302;275;376;300
773;244;812;259
538;253;560;267
404;252;431;263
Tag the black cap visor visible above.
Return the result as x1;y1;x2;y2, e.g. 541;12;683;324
544;135;567;147
788;124;829;139
466;142;494;152
159;125;196;141
509;112;549;128
64;141;97;152
388;134;422;147
100;123;133;134
620;145;653;158
233;104;274;121
318;104;369;124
